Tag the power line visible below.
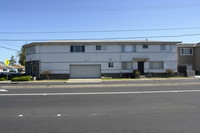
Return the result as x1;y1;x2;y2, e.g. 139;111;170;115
0;46;19;51
0;41;20;47
1;27;200;34
0;33;200;41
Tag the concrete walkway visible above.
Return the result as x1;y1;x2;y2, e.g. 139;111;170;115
67;78;103;83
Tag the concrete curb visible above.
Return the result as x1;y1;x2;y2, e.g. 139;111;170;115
0;77;196;84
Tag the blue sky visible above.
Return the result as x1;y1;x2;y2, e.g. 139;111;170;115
1;0;200;63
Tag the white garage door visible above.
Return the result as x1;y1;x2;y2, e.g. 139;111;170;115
70;65;101;78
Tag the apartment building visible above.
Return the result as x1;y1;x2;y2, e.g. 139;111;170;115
177;43;200;73
23;40;180;79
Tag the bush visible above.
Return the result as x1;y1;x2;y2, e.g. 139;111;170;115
166;69;175;76
42;70;52;80
0;77;6;81
11;76;32;81
133;70;140;78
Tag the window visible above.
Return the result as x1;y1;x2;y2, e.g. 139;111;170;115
150;61;164;69
70;46;85;52
161;45;172;51
143;45;148;49
122;45;136;52
180;48;193;55
108;62;114;68
122;62;133;70
26;47;35;55
96;45;106;51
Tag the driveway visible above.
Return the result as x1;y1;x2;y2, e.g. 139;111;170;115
67;78;102;83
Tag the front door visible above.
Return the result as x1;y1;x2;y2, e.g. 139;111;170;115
138;62;144;75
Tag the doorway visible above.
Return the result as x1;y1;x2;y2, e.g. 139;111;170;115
138;62;144;75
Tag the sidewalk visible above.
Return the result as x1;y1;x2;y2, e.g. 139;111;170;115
0;77;197;84
67;78;102;83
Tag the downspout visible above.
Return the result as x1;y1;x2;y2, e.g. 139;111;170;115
38;44;41;79
120;44;122;78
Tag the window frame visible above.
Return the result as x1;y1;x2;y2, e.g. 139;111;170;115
96;45;107;51
108;62;114;68
26;47;35;55
161;45;172;51
122;45;136;53
180;48;193;55
122;62;133;70
143;45;148;49
70;45;85;52
150;61;164;69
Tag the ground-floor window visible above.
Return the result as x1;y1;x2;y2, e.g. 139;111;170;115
122;62;133;70
108;62;114;68
150;61;164;69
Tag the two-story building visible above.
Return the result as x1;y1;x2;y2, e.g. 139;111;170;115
177;43;200;73
23;40;181;79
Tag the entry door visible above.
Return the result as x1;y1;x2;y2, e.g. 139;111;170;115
138;62;144;75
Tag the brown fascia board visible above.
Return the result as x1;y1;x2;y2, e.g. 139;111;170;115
177;43;197;48
194;42;200;47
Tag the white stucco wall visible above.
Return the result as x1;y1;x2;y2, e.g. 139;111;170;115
26;43;178;74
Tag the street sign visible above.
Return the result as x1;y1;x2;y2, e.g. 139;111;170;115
5;59;10;66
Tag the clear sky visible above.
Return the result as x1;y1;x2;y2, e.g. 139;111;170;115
1;0;200;63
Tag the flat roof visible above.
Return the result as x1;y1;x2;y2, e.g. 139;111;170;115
23;40;182;48
177;43;200;48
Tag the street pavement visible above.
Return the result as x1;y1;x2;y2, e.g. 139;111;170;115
1;79;200;133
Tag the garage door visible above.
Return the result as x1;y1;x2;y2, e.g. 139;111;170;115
70;65;101;78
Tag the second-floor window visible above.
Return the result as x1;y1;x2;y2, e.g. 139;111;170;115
161;45;172;51
122;45;136;52
143;45;148;49
96;45;106;51
26;47;35;55
180;48;193;55
70;46;85;52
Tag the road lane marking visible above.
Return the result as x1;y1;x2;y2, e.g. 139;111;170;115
57;114;61;117
0;89;8;92
1;89;200;96
18;114;23;117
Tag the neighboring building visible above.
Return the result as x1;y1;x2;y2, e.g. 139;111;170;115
0;66;3;72
177;43;200;73
0;62;25;73
23;40;181;79
12;65;25;73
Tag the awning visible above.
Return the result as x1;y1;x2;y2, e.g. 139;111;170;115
133;58;150;62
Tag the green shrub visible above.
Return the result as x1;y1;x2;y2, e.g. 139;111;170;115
11;76;32;81
0;77;6;81
166;69;175;75
133;70;140;78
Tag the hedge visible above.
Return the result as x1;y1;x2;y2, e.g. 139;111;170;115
11;76;32;81
0;77;6;81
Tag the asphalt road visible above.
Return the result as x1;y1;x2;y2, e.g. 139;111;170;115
1;82;200;133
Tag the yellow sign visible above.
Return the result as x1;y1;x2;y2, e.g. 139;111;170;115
5;59;10;66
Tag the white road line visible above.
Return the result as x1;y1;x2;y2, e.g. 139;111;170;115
1;90;200;96
0;89;8;92
57;114;62;117
18;114;23;117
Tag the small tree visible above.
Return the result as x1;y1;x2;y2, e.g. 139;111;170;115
18;46;26;66
42;70;52;80
9;55;16;65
